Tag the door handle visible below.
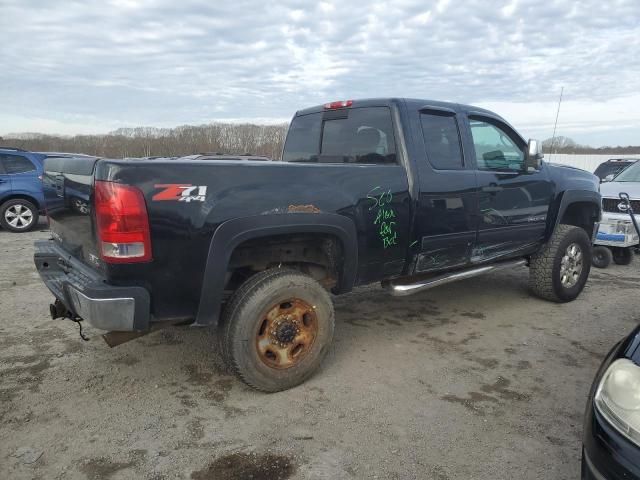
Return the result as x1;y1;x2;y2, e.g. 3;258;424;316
482;186;503;193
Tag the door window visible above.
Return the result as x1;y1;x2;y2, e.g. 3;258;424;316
0;154;36;174
420;112;464;170
469;119;524;171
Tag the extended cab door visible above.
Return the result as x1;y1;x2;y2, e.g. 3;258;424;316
462;113;553;261
409;106;478;272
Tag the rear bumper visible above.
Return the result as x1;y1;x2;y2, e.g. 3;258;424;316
33;240;150;331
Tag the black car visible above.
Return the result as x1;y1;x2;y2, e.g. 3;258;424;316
583;325;640;479
594;158;638;181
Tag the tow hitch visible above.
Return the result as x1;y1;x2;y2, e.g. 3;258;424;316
49;299;68;320
49;299;89;341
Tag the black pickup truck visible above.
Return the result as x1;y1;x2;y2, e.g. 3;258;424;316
34;98;601;391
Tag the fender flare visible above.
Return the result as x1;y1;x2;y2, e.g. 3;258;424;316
193;213;358;327
546;189;601;240
0;192;42;210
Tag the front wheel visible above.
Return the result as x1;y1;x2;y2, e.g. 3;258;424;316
529;224;592;302
219;268;334;392
612;247;633;266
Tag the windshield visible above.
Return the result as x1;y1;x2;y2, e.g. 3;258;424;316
613;161;640;182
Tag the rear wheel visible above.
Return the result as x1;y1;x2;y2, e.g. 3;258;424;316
0;199;38;232
219;268;334;392
529;224;592;302
612;247;633;266
592;246;613;269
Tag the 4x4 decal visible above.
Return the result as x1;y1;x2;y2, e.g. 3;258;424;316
152;184;207;203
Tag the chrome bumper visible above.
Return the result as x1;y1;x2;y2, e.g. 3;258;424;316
34;240;150;332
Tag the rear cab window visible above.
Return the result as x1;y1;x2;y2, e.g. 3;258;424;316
283;107;397;164
0;154;36;174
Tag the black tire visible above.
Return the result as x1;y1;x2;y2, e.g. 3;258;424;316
612;247;633;266
529;224;592;303
219;268;334;392
0;199;39;232
592;246;613;269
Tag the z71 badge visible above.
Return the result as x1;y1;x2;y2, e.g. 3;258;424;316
152;184;207;203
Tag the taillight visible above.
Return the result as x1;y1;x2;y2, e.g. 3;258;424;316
94;180;152;263
324;100;353;110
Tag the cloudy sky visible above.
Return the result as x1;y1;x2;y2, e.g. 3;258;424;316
2;0;639;146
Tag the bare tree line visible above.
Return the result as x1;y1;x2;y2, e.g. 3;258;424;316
542;136;640;155
2;127;638;159
1;123;289;159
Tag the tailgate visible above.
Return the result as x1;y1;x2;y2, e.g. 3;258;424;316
42;156;101;269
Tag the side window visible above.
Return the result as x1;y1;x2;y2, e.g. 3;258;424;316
469;119;525;171
283;107;397;164
1;154;36;174
420;112;464;170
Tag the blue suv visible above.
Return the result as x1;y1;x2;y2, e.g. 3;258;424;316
0;148;95;232
0;147;47;232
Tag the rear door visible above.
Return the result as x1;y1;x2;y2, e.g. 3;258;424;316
0;156;11;199
463;114;553;261
410;106;478;272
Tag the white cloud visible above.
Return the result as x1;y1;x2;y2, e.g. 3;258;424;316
0;0;639;145
478;93;640;145
436;0;451;14
288;9;305;21
501;0;518;17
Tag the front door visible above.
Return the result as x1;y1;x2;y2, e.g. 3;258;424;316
464;114;553;262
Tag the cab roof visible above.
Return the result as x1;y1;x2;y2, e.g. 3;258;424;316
294;97;503;121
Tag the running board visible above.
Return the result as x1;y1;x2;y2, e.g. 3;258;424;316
384;259;527;297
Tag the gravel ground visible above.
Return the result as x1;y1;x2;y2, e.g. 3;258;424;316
1;225;639;480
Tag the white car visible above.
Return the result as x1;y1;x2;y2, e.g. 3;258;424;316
593;162;640;267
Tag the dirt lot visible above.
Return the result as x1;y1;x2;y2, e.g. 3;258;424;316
1;226;639;480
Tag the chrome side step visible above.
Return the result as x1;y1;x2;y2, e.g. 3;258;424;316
384;259;527;297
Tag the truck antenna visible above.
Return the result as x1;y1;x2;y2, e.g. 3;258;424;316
549;87;564;160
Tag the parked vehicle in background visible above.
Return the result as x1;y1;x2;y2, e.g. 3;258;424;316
583;324;640;479
0;147;47;232
594;158;638;182
34;98;601;391
593;162;640;268
0;148;95;232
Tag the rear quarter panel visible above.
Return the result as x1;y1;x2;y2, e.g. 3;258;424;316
96;159;411;320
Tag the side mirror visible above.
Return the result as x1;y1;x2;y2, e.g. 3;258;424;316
526;139;543;170
603;174;615;182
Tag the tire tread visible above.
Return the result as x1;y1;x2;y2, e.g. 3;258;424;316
219;268;333;392
529;224;590;302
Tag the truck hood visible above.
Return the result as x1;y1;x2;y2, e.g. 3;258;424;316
600;181;640;199
545;162;600;192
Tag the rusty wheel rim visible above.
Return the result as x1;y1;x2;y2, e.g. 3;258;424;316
255;298;318;369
